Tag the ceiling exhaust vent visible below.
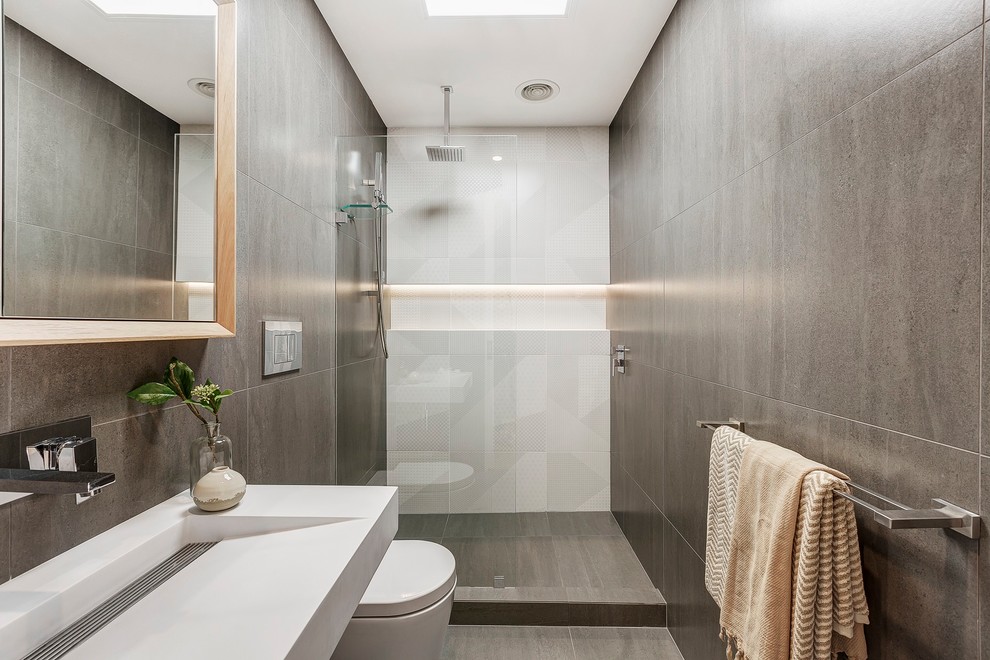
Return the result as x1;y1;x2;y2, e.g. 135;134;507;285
516;80;559;102
188;78;216;99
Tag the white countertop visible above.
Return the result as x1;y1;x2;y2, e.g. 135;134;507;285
0;485;398;660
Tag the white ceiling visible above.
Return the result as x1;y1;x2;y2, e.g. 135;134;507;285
315;0;674;128
5;0;216;125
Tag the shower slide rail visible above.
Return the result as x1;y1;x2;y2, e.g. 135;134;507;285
696;420;981;539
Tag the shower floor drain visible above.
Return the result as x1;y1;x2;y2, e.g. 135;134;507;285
23;542;218;660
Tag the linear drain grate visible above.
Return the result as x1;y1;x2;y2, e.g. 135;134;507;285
23;542;218;660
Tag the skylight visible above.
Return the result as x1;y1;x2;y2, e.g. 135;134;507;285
88;0;216;17
425;0;568;17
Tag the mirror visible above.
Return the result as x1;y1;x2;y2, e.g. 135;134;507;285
0;0;231;324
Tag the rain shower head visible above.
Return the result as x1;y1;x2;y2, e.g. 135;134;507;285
425;145;464;162
427;85;465;162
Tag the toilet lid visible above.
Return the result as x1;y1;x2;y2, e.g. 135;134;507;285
354;540;457;618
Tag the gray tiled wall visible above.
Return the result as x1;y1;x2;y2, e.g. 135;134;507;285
609;0;989;658
2;19;179;320
0;0;386;582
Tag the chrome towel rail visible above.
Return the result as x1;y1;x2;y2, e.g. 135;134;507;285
696;419;745;432
835;482;980;539
696;420;981;539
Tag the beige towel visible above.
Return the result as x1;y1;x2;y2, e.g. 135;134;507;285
717;440;869;660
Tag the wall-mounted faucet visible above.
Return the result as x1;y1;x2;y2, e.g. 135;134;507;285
0;417;115;503
612;345;630;375
0;465;115;500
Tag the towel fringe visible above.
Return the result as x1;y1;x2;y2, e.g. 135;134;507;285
720;629;747;660
720;628;732;660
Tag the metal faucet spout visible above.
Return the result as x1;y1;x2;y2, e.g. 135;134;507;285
0;468;116;495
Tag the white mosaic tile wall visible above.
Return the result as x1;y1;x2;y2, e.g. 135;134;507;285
387;328;611;513
385;127;610;513
387;127;610;285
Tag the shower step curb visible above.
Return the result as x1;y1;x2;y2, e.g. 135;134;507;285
450;599;665;627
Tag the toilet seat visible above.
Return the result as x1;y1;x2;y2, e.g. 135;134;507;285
353;540;456;618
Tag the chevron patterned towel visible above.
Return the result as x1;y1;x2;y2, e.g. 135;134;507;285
790;471;870;660
711;439;870;660
704;425;752;607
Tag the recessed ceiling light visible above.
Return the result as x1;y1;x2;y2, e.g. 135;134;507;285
87;0;216;17
425;0;567;17
492;156;503;162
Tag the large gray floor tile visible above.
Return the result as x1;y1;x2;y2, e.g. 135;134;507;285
493;536;563;588
563;587;662;606
454;586;569;602
442;537;495;588
444;512;550;538
553;535;654;593
570;627;682;660
442;535;564;590
442;626;575;660
397;513;448;539
547;512;621;536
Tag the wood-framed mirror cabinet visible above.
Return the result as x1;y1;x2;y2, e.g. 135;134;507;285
0;0;235;346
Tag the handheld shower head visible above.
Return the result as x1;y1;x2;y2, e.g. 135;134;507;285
426;85;464;162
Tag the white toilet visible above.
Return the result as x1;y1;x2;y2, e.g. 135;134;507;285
331;540;456;660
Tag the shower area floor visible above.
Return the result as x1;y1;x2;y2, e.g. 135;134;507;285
397;512;665;627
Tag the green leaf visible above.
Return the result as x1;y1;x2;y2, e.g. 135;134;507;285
127;382;177;406
182;399;213;411
165;358;195;400
215;390;234;413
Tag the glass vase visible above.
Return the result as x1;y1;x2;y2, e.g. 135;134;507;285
189;422;234;493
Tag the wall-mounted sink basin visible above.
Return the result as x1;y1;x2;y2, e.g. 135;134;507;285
0;485;398;660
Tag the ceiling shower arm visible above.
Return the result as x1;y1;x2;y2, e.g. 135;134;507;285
442;85;452;146
426;86;465;162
